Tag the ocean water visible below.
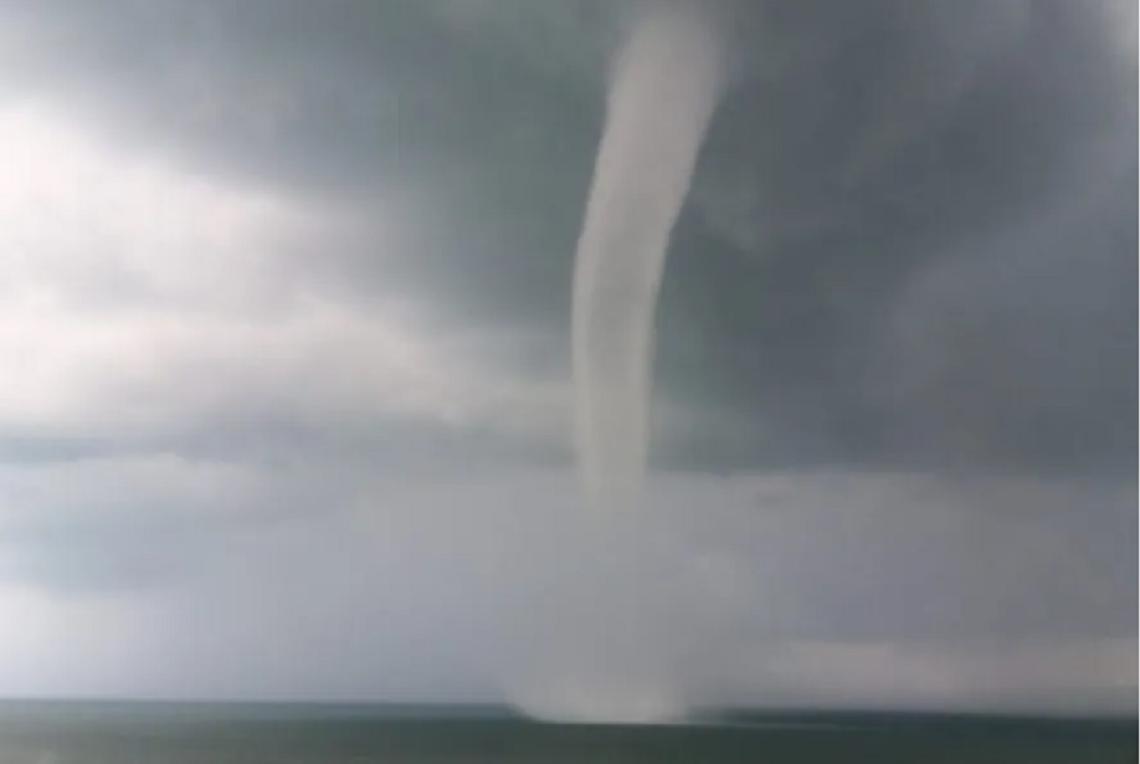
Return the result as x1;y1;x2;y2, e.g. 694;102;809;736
0;701;1133;763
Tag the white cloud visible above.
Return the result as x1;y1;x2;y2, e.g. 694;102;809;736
0;104;303;310
0;105;564;440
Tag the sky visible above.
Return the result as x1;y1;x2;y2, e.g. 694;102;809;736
0;0;1135;720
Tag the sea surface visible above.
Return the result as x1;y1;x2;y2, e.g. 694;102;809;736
0;700;1133;763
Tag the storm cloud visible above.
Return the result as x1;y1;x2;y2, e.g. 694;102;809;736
0;0;1133;717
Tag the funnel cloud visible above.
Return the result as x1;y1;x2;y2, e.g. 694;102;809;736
572;4;724;512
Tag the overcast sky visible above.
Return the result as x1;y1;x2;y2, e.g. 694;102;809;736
0;0;1135;720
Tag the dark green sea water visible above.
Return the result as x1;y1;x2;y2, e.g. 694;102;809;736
0;701;1133;762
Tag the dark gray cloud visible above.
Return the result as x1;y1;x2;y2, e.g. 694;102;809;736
660;0;1136;474
2;1;1130;478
